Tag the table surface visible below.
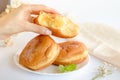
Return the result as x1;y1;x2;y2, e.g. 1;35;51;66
0;0;120;80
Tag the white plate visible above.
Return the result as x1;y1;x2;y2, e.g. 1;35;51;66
13;50;89;75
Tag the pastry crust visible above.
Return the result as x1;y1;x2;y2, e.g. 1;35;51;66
34;11;79;38
53;41;88;65
19;35;60;70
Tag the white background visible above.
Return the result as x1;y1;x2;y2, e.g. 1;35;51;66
0;0;120;80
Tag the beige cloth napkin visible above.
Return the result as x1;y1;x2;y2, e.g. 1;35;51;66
72;23;120;69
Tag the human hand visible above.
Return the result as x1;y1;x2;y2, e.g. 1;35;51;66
0;4;59;39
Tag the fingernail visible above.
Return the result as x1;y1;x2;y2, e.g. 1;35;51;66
45;30;52;35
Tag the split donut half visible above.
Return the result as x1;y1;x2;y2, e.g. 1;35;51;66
34;11;79;38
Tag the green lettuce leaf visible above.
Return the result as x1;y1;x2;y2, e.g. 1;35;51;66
59;64;76;73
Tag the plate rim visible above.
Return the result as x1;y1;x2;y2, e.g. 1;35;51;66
13;49;89;75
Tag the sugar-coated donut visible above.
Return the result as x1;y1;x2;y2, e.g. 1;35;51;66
19;35;60;70
53;41;88;65
34;11;79;38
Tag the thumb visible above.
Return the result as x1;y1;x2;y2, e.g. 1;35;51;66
25;22;51;35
